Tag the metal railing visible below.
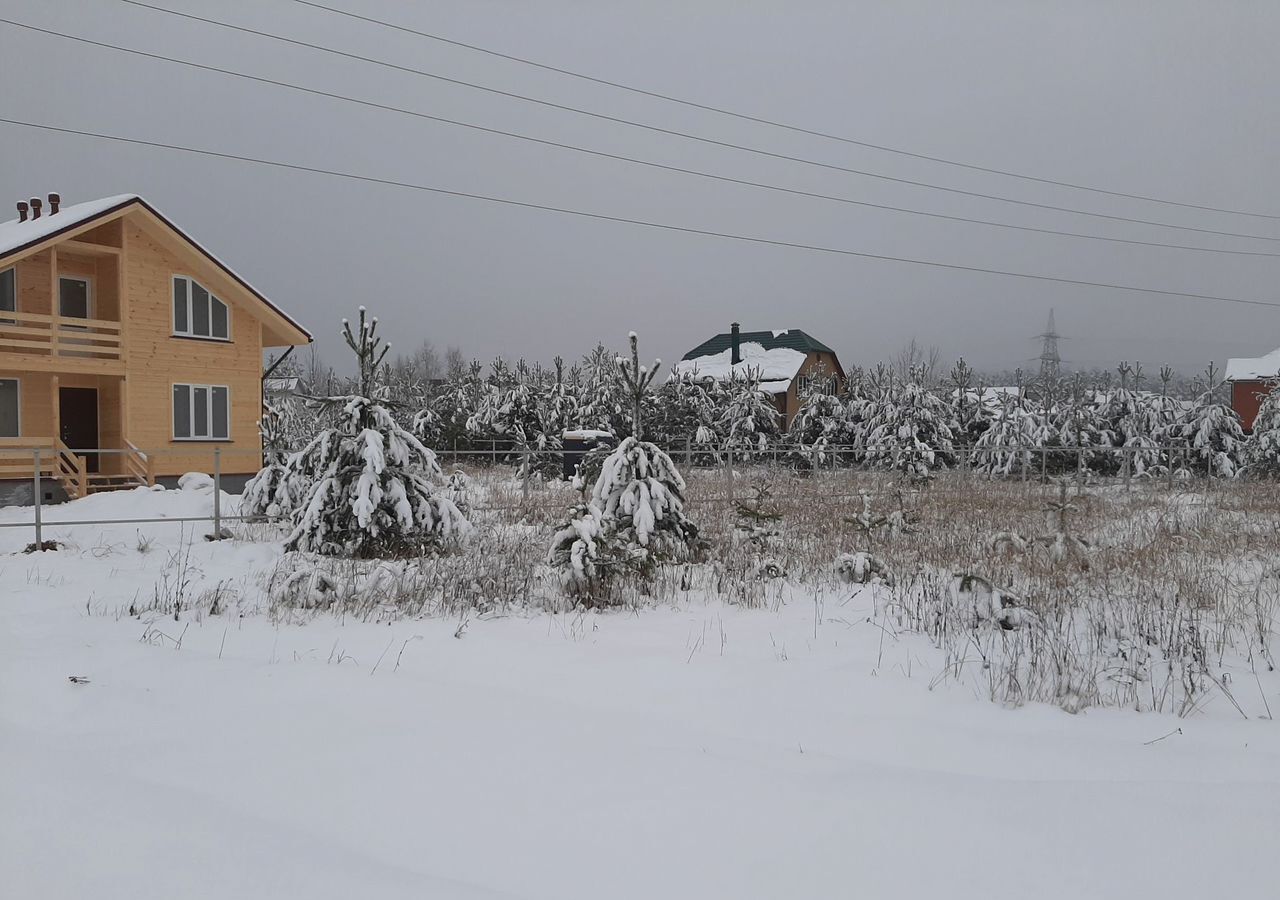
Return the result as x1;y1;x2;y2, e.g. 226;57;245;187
1;445;272;548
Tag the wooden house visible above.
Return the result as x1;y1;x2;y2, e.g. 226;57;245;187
672;323;845;429
0;193;311;501
1226;347;1280;432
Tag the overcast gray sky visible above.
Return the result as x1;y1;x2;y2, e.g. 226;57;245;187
2;0;1278;377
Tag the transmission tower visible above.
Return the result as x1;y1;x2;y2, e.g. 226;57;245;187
1035;308;1062;380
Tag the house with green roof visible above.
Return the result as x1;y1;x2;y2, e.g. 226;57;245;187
672;323;845;429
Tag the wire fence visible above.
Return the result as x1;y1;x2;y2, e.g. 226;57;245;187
0;439;1229;548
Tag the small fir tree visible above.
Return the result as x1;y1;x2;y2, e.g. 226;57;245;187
858;366;956;477
1243;380;1280;477
285;308;469;557
547;333;700;601
242;397;309;519
1177;363;1245;477
718;369;782;458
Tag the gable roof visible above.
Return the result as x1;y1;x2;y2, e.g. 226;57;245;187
0;194;139;259
681;328;836;360
1226;347;1280;382
670;341;809;394
0;194;311;345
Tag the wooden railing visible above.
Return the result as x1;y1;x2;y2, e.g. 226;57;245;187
0;310;124;363
123;439;156;487
0;437;88;498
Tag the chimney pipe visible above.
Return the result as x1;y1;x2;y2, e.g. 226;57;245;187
730;322;741;365
28;197;42;219
16;201;28;222
48;192;60;214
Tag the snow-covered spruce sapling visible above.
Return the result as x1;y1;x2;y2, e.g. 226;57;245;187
242;397;306;520
285;308;469;558
1177;363;1245;478
547;334;702;601
1244;379;1280;477
718;369;781;459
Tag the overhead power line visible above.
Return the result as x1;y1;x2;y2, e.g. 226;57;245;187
114;0;1280;244
289;0;1280;222
4;115;1279;311
8;17;1276;259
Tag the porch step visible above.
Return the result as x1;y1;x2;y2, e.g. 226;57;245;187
85;473;146;494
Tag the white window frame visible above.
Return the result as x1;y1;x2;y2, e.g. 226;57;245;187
0;378;19;438
172;383;231;442
172;275;232;342
58;275;93;319
798;373;835;396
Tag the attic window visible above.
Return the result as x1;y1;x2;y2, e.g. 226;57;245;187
173;276;230;341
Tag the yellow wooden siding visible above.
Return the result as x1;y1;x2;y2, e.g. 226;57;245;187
0;370;53;437
14;251;52;315
122;220;264;475
2;203;308;480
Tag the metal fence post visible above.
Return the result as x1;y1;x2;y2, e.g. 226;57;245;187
725;446;735;503
212;446;222;539
32;448;42;549
521;448;531;502
685;436;692;468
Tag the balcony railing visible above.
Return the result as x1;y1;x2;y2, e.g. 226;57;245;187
0;310;124;363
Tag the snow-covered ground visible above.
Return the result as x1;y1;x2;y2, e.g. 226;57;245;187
3;485;1279;899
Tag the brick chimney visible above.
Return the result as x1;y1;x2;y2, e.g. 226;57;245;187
48;192;60;214
28;197;42;219
730;322;741;365
16;201;28;222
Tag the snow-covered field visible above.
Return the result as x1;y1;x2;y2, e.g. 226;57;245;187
3;478;1279;898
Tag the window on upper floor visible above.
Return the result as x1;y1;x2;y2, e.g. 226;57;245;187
59;276;91;320
173;383;230;441
797;374;836;397
1;267;14;320
173;275;230;341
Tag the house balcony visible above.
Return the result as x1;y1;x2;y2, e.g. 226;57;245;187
0;311;125;374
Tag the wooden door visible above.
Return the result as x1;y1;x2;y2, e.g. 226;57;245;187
59;387;99;473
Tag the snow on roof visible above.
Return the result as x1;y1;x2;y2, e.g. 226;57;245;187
1226;348;1280;382
0;193;311;342
670;341;808;385
0;194;139;259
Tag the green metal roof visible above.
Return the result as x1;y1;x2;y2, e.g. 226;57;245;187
681;328;837;361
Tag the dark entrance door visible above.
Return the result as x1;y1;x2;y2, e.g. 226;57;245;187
59;387;99;474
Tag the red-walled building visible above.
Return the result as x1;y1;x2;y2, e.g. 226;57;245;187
1226;347;1280;432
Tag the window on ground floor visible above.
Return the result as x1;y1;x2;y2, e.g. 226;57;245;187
173;383;230;440
0;379;17;437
